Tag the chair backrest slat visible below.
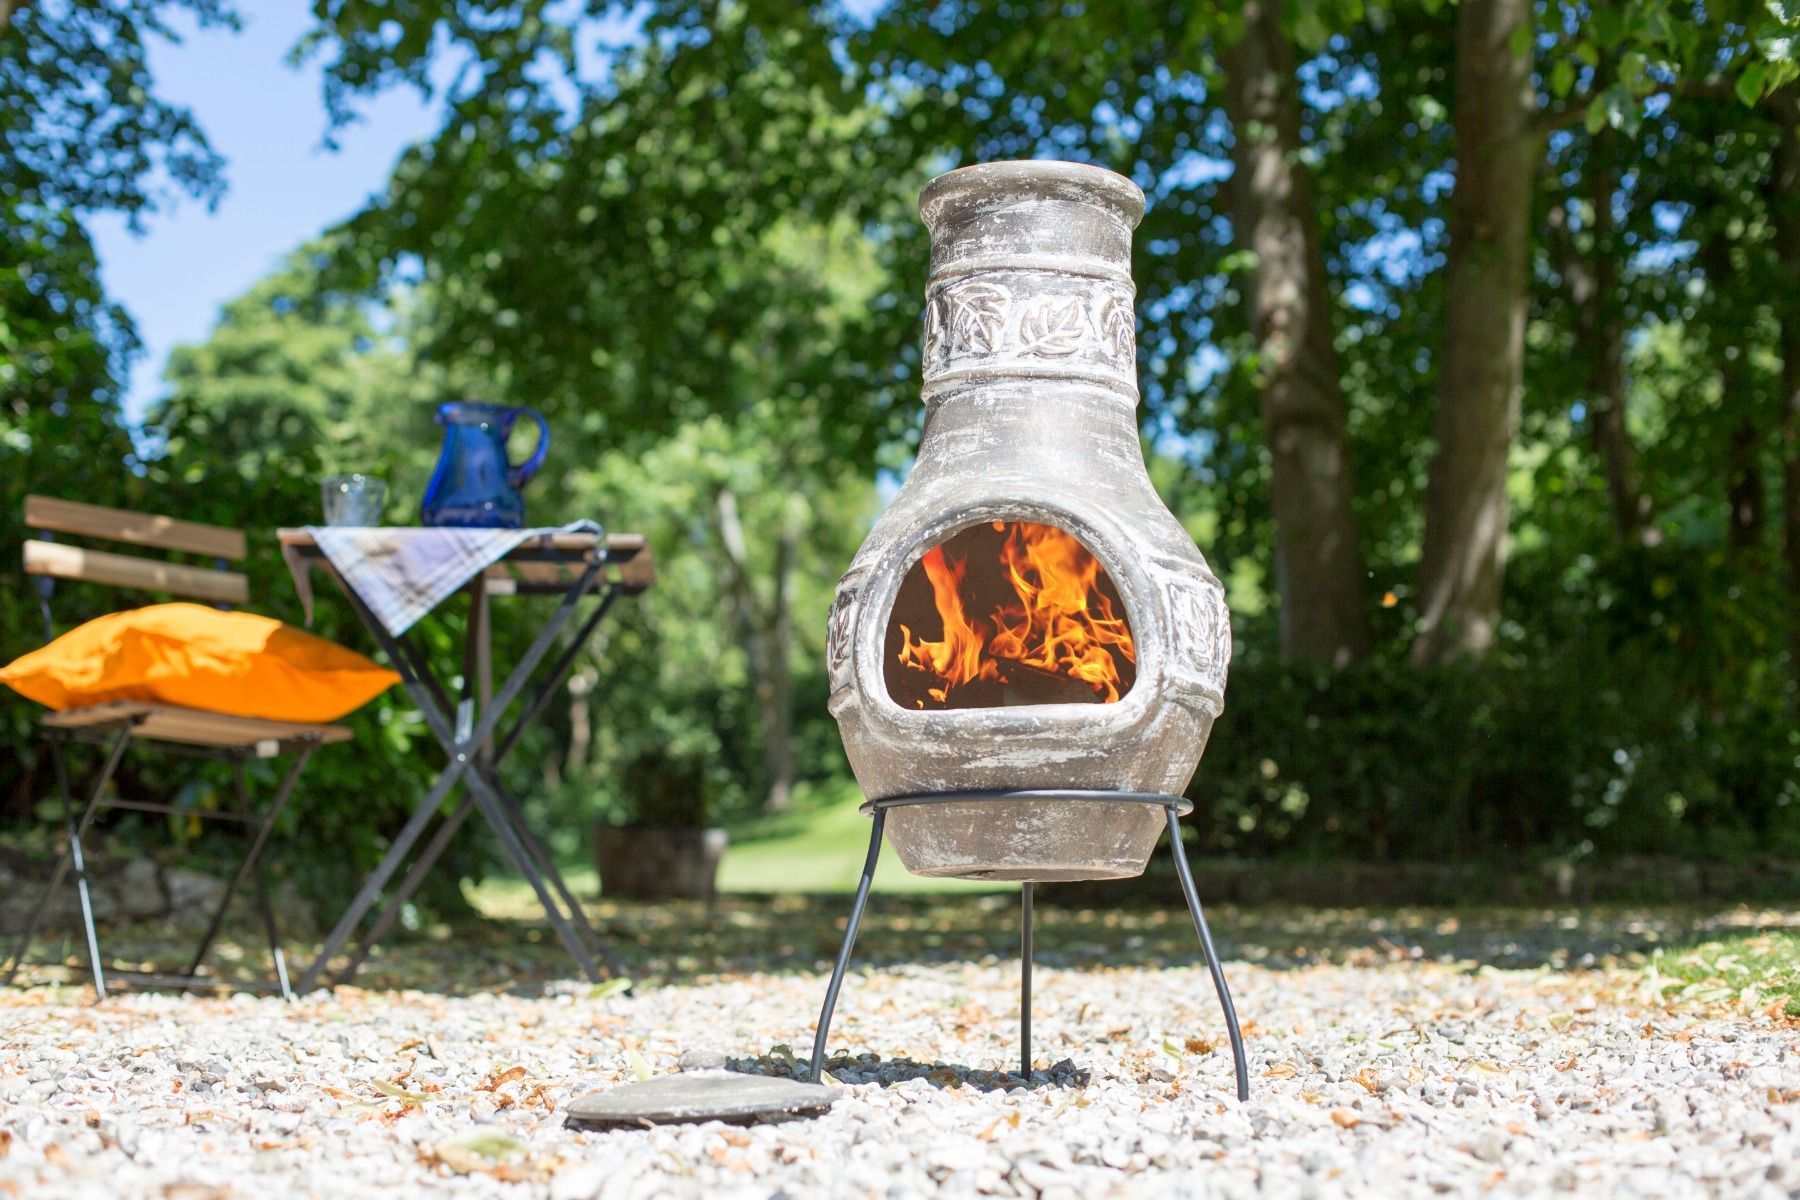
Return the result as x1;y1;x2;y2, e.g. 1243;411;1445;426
25;495;246;561
24;540;249;606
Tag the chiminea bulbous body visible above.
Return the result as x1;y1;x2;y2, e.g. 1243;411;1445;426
828;161;1230;880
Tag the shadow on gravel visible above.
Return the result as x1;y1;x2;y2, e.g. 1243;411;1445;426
8;891;1797;999
727;1050;1091;1094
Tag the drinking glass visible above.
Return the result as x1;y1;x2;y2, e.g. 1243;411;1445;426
321;474;387;527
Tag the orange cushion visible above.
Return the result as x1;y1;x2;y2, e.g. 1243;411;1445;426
0;603;400;723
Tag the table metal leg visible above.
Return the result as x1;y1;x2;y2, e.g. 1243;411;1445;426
331;795;479;983
809;810;885;1084
1165;806;1249;1102
296;757;471;992
488;779;603;943
462;772;601;982
311;559;622;985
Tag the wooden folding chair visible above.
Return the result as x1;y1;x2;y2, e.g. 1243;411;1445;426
2;496;350;999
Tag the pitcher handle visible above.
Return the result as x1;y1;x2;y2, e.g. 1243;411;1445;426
508;406;550;489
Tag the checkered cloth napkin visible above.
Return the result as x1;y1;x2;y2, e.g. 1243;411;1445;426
283;521;602;637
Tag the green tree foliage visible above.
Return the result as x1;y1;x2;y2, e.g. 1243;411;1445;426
1;0;238;819
8;0;1800;889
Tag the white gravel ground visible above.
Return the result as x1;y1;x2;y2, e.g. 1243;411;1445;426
2;955;1797;1199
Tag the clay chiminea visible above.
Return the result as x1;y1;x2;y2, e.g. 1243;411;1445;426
826;160;1231;880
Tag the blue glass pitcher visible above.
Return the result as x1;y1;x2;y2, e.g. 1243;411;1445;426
420;401;550;529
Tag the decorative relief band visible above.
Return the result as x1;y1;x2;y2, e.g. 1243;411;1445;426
922;274;1137;392
825;585;859;704
1148;564;1230;716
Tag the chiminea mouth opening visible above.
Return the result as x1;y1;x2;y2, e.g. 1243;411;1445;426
883;518;1137;711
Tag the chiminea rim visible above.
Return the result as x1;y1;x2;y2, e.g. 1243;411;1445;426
856;498;1165;734
919;160;1146;233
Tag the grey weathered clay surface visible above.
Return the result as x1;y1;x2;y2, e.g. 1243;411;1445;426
828;160;1231;880
875;796;1174;882
564;1071;838;1127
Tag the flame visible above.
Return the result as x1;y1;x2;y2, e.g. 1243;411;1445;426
896;522;1135;707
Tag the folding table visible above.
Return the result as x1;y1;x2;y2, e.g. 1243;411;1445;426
277;527;654;989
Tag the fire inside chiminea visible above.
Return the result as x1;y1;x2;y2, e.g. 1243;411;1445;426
886;521;1136;710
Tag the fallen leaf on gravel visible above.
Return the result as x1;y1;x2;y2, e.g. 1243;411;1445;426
627;1049;654;1082
1264;1063;1298;1079
481;1066;527;1091
586;978;633;1000
429;1130;529;1175
1331;1109;1360;1128
0;1130;10;1158
1184;1037;1216;1054
370;1079;428;1106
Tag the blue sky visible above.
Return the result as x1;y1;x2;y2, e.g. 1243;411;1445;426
91;4;441;424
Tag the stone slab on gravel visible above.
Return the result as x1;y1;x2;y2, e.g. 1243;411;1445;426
2;952;1797;1199
564;1071;838;1127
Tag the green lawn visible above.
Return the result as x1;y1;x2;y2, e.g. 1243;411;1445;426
471;781;1001;915
1642;928;1800;1017
716;783;1002;895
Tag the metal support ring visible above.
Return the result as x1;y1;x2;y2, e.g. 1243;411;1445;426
861;788;1193;817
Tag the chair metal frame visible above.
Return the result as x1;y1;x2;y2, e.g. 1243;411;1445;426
3;500;329;999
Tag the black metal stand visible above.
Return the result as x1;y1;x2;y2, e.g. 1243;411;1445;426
807;790;1250;1102
2;719;318;1000
293;549;638;991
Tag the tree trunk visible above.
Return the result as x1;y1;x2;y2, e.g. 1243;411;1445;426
1548;136;1652;544
1772;126;1800;676
1701;232;1767;554
1726;421;1767;551
563;663;598;782
1412;0;1538;664
1221;0;1369;666
714;485;798;813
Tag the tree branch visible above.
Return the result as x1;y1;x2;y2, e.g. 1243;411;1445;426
1537;74;1795;136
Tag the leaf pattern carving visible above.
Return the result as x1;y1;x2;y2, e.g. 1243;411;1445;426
922;295;948;368
943;282;1011;354
1096;291;1136;364
826;590;856;690
1164;575;1230;701
1015;295;1088;356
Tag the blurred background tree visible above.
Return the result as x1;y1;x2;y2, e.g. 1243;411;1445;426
6;0;1800;908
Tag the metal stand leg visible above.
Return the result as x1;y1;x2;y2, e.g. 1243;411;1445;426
809;810;885;1084
3;728;133;997
1166;806;1249;1101
1020;881;1034;1079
